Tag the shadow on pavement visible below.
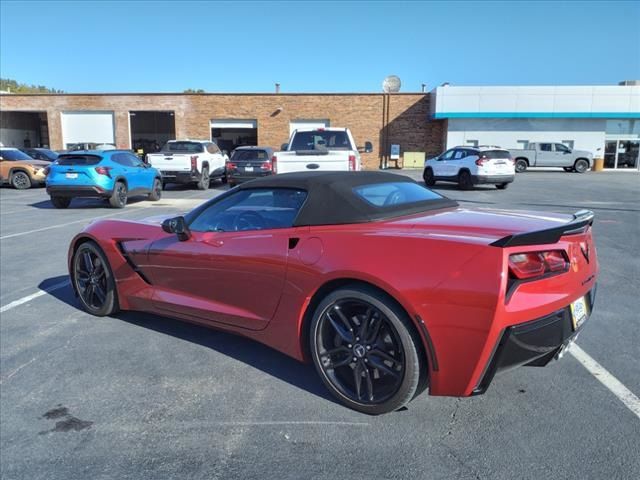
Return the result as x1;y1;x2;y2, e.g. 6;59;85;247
39;275;335;406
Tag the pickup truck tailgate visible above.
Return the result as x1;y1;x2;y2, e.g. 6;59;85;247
147;153;193;171
276;151;350;173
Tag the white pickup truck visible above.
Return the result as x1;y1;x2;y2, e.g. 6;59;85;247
272;128;372;173
509;142;593;173
146;140;227;190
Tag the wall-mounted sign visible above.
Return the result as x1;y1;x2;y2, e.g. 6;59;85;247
390;144;400;159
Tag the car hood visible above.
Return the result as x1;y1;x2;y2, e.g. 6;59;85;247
23;160;51;168
390;207;576;244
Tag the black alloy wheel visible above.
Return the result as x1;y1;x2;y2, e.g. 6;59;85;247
109;181;127;208
310;286;423;415
11;171;32;190
148;178;162;201
72;242;118;316
423;167;435;186
458;170;473;190
574;159;590;173
514;159;528;173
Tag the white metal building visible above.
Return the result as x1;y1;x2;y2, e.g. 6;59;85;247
431;84;640;170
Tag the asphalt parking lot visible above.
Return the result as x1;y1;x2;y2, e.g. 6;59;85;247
1;171;639;480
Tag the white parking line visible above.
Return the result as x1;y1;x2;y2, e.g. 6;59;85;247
570;344;640;419
0;280;69;314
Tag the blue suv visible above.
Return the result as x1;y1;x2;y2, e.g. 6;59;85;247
46;150;162;208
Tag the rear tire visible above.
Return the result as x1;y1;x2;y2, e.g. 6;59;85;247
309;285;424;415
496;183;509;190
423;167;435;186
574;159;589;173
109;181;127;208
51;196;71;209
148;178;162;201
458;170;473;190
72;241;118;317
11;171;31;190
197;167;210;190
514;159;528;173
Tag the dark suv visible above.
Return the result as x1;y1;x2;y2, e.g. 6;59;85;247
226;146;275;187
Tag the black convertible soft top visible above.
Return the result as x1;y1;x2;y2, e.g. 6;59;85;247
236;171;458;226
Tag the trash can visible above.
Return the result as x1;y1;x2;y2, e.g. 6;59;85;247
593;157;605;172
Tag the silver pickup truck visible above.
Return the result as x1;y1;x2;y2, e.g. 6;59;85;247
509;142;593;173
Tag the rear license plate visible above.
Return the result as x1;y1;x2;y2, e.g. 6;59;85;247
244;166;254;172
570;296;588;330
65;173;78;179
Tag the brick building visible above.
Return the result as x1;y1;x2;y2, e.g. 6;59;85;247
0;93;445;170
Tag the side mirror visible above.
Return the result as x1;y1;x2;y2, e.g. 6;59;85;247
162;216;191;241
363;141;373;153
280;143;289;151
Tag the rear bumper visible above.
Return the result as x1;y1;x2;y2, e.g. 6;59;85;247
228;171;273;183
159;171;200;184
472;286;596;395
47;185;112;198
472;174;515;185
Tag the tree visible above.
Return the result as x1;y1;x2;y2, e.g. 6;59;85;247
0;78;64;94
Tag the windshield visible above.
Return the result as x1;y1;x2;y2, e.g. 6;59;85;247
161;141;204;153
1;149;33;161
290;131;351;151
56;154;103;166
482;150;511;159
231;150;270;161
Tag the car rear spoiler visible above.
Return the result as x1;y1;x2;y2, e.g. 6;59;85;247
490;210;594;248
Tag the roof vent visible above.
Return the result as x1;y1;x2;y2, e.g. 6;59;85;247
618;80;640;86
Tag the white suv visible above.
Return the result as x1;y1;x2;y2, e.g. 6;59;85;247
423;146;515;190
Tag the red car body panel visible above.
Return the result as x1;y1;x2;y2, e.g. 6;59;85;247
69;206;598;397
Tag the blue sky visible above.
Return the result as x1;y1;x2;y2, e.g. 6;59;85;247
1;0;639;93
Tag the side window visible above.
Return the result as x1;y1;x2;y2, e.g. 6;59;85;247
207;143;221;154
189;188;308;233
112;153;130;166
540;143;552;152
555;143;570;153
453;149;466;160
441;149;456;160
126;153;144;167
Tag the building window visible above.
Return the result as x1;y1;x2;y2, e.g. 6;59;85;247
516;140;529;149
561;140;575;150
465;139;478;147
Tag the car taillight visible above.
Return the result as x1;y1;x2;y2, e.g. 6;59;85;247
95;166;112;177
260;162;272;171
191;155;198;171
348;154;356;171
43;166;50;176
225;161;237;170
271;155;278;173
475;156;489;166
508;250;569;280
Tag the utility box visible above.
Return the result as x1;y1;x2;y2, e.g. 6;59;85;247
402;152;425;169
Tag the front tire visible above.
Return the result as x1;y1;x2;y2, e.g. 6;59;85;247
11;171;32;190
148;178;162;201
309;285;423;415
515;159;528;173
574;159;589;173
423;167;435;186
109;181;127;208
51;196;71;208
496;183;509;190
72;241;118;317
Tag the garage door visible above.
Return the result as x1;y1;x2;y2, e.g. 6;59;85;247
61;111;115;148
289;119;330;135
210;119;257;129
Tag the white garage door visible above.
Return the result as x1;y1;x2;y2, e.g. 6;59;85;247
61;111;115;147
289;119;330;135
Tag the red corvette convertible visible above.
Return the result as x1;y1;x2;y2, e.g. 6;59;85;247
68;171;598;414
